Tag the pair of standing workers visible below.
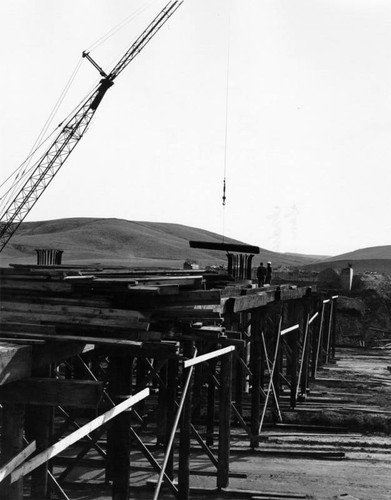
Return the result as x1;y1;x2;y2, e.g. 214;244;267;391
256;261;272;287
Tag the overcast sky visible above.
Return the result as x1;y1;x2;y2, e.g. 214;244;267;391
1;0;390;256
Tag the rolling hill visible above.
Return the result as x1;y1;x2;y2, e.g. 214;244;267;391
304;246;391;274
0;217;324;269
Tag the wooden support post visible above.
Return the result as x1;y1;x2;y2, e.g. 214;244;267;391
331;296;338;359
206;359;216;446
250;312;262;448
25;364;53;500
287;301;299;409
234;344;243;418
299;312;310;398
289;323;299;409
313;300;326;378
156;363;167;447
166;358;178;480
106;354;133;500
0;403;25;500
178;341;194;500
272;314;282;401
217;351;232;489
192;342;203;422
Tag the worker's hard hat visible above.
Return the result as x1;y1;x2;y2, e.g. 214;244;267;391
267;261;271;264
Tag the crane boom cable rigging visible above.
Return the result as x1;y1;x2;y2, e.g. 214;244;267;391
221;1;232;243
85;0;155;53
0;0;183;253
0;58;84;214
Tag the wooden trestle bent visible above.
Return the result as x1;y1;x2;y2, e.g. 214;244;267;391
0;265;338;500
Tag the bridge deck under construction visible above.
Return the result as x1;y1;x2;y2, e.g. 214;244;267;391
0;264;340;500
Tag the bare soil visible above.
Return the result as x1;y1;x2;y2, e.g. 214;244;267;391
51;347;391;500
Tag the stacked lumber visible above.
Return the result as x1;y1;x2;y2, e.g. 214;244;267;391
0;265;226;351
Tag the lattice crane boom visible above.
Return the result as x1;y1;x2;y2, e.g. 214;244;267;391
0;0;183;253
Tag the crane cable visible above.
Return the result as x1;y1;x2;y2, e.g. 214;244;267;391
222;1;232;242
0;57;84;214
0;1;155;216
85;0;155;53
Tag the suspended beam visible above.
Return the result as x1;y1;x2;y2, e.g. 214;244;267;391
189;241;260;254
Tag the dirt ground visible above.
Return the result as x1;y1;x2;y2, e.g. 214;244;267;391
52;346;391;500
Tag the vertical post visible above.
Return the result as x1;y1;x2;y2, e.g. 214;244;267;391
288;301;299;409
272;314;282;401
178;341;194;500
331;297;338;359
107;354;132;500
206;359;216;446
299;310;310;398
250;311;262;448
217;351;232;489
289;325;298;409
234;345;244;417
25;364;53;500
0;404;25;500
192;343;202;423
326;298;337;362
314;301;326;379
166;358;178;480
156;363;167;447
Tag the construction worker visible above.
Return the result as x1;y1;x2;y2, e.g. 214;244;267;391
265;261;272;285
257;262;267;287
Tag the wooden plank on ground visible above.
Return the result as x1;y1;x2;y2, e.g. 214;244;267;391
10;388;150;483
0;378;104;408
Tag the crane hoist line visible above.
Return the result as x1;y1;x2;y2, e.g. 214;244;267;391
0;0;183;253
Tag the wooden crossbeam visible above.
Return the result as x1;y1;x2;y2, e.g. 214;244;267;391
189;241;260;254
0;301;149;330
0;378;104;408
10;388;150;483
309;312;319;324
184;346;235;368
281;324;300;336
233;293;269;313
0;331;142;348
0;441;36;483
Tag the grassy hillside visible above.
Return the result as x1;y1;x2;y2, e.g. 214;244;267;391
304;246;391;274
305;259;391;275
0;217;323;269
322;245;391;262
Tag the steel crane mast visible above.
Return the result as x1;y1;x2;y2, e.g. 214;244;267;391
0;0;183;253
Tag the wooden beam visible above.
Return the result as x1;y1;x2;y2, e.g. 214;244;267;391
281;324;300;336
127;284;179;295
10;388;150;484
189;241;260;254
184;346;235;368
0;379;104;408
0;301;150;330
0;343;31;386
0;441;36;483
0;331;142;348
233;293;269;313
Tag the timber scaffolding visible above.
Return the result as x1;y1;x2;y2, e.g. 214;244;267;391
0;264;338;500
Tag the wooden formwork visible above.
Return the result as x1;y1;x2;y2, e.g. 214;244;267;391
0;265;337;500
